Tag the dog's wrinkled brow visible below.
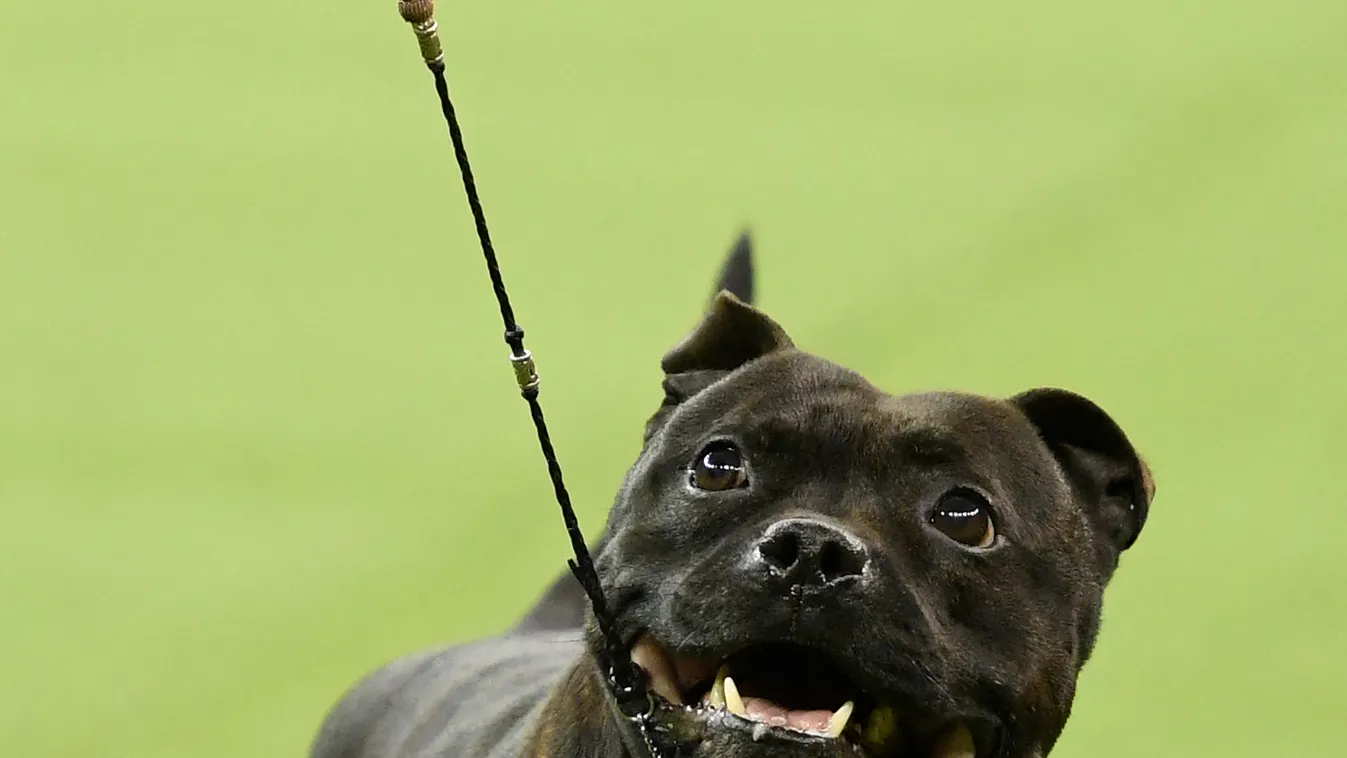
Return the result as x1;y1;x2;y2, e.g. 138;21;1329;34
738;401;969;472
899;428;968;465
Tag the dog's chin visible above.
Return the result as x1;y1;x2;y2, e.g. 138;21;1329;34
630;635;991;758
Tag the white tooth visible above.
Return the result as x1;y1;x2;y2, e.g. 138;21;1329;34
724;675;746;716
630;636;682;705
751;723;769;742
825;700;855;738
708;666;727;709
934;723;976;758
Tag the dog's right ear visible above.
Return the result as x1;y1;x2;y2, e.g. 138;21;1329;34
664;230;792;374
644;233;793;441
661;290;793;375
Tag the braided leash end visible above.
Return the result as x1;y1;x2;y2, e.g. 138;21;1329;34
398;0;444;69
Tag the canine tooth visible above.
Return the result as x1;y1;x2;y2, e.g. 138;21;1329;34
933;723;976;758
708;666;727;709
752;723;769;742
863;704;898;747
825;700;855;738
723;676;746;716
630;636;682;705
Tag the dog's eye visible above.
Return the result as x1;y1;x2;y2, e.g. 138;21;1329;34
930;490;996;549
690;442;748;492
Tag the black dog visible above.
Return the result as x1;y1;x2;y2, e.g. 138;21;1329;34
309;234;1155;758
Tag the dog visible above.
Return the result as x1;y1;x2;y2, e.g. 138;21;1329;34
309;233;1156;758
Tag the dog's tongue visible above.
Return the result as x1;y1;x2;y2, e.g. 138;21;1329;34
742;696;833;733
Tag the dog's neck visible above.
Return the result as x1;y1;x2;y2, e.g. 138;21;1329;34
523;654;632;758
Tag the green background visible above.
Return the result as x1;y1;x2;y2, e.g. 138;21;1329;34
3;1;1344;756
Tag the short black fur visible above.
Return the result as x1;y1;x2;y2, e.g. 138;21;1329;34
310;233;1156;758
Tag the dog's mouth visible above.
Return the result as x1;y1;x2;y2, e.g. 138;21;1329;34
633;635;982;757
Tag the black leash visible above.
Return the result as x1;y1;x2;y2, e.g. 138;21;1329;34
394;3;669;756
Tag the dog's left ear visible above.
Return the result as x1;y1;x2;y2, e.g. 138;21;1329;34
1011;388;1156;553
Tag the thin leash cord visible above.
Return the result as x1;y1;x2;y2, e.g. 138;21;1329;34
426;48;626;671
432;61;657;727
429;70;516;333
395;4;668;756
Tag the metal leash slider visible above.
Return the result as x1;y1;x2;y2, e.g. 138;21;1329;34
398;0;444;68
510;350;540;395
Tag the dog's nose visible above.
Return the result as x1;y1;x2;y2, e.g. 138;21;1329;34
754;518;869;587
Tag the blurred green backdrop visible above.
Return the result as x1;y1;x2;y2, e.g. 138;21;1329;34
3;1;1344;756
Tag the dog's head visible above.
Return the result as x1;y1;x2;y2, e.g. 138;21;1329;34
588;235;1155;758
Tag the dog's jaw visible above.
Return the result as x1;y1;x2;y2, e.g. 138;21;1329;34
619;633;996;758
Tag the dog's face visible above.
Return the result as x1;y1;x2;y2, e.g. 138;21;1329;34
588;255;1154;758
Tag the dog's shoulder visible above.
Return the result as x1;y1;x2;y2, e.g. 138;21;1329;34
309;647;443;758
309;630;586;758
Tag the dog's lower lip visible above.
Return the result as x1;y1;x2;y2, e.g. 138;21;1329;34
631;634;991;757
631;635;879;745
